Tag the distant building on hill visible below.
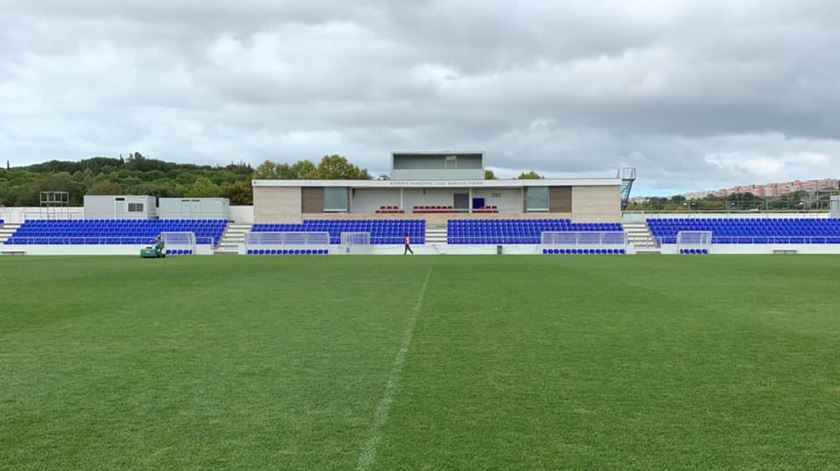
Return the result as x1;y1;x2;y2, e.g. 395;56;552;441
684;178;839;199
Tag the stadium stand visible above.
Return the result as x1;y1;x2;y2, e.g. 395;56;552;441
251;219;426;245
647;218;840;244
5;220;228;245
374;206;405;214
448;219;623;244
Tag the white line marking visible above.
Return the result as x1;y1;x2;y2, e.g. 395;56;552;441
357;265;433;471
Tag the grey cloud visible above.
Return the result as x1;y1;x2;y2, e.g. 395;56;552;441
1;0;839;194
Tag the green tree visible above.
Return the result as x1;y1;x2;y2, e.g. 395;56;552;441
186;176;222;197
313;155;370;179
484;169;497;180
221;180;253;205
87;180;125;195
517;171;543;179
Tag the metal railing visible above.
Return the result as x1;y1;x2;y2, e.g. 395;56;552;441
5;236;216;245
656;235;840;245
624;211;830;222
447;233;627;245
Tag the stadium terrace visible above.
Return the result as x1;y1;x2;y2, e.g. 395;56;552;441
1;151;840;256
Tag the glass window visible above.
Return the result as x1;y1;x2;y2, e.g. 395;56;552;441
324;187;348;212
526;187;549;212
128;203;144;212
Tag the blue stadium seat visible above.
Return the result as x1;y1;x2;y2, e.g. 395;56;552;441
647;218;840;246
6;219;228;247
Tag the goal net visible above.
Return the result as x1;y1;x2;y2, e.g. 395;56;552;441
245;231;331;255
161;232;196;255
540;231;627;254
340;232;372;254
676;231;712;254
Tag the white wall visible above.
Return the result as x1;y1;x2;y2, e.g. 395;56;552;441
351;189;401;212
2;244;215;255
229;206;253;224
0;207;85;223
471;188;523;213
659;244;840;254
158;198;230;219
84;195;156;219
402;188;472;209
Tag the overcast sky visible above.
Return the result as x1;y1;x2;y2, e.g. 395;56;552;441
1;0;838;194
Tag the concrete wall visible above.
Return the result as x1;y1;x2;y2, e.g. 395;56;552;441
158;198;230;219
571;186;621;222
253;187;302;223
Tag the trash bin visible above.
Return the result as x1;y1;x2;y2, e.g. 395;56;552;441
496;245;503;255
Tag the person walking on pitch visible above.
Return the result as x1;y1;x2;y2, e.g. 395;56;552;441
403;233;414;255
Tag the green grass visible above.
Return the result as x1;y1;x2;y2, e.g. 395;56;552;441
1;255;839;470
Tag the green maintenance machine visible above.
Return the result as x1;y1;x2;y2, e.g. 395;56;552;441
140;237;166;258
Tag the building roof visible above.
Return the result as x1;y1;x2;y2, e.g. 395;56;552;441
252;178;621;188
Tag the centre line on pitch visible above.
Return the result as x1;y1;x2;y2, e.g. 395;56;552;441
356;264;433;471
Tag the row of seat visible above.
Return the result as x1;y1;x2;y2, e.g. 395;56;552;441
167;249;194;255
246;249;329;255
542;249;626;255
413;205;463;213
9;220;228;246
648;219;840;237
252;220;425;245
375;206;405;214
449;219;623;244
679;249;709;255
472;206;499;213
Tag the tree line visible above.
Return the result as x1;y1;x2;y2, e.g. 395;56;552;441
0;153;373;206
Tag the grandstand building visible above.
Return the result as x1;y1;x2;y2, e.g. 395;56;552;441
4;152;840;257
252;152;624;223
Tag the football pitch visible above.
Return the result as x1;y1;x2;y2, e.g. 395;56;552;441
2;255;839;470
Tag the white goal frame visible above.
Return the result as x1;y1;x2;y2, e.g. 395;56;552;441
677;231;713;254
161;232;196;254
340;232;372;254
541;231;627;251
246;231;331;254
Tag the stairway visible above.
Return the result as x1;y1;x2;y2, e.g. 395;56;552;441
624;221;660;254
425;223;448;245
215;223;252;254
0;223;21;245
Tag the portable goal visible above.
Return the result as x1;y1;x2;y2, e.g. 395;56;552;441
245;231;331;255
540;231;627;254
161;232;197;255
340;232;372;254
676;231;712;254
